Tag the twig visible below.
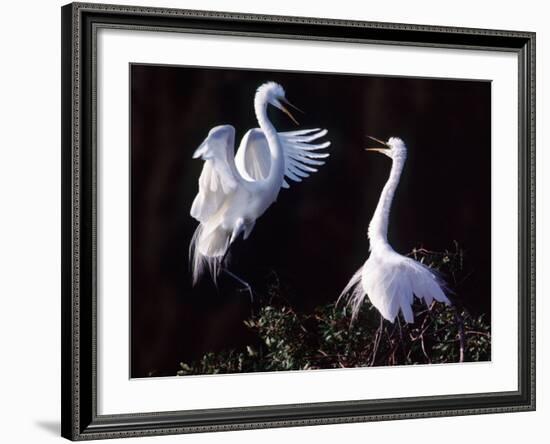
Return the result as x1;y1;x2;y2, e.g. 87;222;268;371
454;310;466;363
419;309;432;363
465;330;490;337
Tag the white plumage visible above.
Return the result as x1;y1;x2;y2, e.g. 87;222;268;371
190;82;330;284
339;137;450;323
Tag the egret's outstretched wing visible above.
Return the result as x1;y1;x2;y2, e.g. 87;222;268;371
235;127;330;188
234;128;271;181
190;125;238;223
189;125;240;283
278;128;330;188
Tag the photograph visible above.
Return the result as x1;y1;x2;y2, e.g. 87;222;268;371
57;1;537;440
130;64;492;378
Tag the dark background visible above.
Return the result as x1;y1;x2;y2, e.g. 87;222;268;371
130;64;491;378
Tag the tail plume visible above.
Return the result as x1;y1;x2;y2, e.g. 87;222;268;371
337;265;365;323
189;224;230;285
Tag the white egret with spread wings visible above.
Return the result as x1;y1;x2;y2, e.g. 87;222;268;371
339;137;450;324
189;81;330;297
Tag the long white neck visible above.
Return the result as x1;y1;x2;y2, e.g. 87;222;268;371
368;154;406;250
254;96;285;184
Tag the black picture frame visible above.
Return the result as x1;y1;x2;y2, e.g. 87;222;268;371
61;2;536;440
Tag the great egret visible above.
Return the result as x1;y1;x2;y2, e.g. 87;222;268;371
339;137;450;324
190;81;330;294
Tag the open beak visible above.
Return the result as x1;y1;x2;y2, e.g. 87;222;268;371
365;135;391;154
279;97;303;125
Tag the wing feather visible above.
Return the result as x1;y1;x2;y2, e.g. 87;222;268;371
280;128;330;186
234;129;271;181
190;125;238;223
282;128;328;143
234;127;330;188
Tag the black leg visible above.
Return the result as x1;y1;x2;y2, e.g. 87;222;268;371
370;314;384;366
222;268;254;302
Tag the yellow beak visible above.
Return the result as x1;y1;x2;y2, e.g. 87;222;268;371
365;147;390;154
367;135;389;146
280;105;299;125
279;98;303;125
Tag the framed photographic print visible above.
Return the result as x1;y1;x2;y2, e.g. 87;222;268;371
61;2;536;440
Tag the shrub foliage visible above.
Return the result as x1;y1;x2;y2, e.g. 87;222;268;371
177;244;490;376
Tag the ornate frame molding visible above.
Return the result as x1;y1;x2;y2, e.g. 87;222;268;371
61;2;535;440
